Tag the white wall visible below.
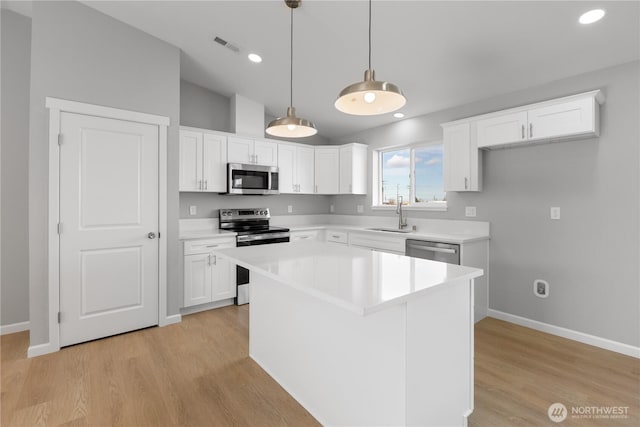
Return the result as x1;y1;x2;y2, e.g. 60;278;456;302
1;9;31;327
180;79;230;132
28;1;181;345
331;61;640;347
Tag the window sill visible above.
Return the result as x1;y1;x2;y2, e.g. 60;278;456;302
371;205;448;212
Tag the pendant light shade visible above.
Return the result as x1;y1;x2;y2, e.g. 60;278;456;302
266;0;317;138
266;107;317;137
335;0;406;116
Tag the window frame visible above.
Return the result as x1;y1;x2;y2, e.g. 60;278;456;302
372;141;447;211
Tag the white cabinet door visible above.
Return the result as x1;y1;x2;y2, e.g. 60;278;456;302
179;130;202;191
211;254;236;302
202;133;227;192
476;111;528;148
254;139;278;167
339;144;367;194
339;145;353;194
528;96;595;141
296;145;315;194
184;253;213;307
227;136;254;164
315;147;339;194
277;143;297;194
443;123;472;192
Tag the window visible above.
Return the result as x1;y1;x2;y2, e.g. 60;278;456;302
375;142;446;210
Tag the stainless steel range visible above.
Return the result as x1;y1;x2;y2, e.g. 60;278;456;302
219;208;290;305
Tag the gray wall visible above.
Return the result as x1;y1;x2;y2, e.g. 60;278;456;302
28;1;181;345
180;193;330;218
1;9;31;327
180;79;230;132
331;61;640;347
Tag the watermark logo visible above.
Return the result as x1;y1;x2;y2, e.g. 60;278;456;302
548;403;568;423
547;402;630;422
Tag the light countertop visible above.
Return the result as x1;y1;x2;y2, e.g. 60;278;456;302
216;241;483;315
179;229;236;240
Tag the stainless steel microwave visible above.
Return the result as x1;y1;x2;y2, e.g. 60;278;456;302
227;163;279;195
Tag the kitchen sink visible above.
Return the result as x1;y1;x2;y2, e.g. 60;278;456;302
366;227;412;233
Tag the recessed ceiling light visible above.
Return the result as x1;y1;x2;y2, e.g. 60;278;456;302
579;9;605;24
393;112;405;118
248;53;262;63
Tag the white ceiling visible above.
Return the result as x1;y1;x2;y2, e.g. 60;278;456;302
7;1;640;139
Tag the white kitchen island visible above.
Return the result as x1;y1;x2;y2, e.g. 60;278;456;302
217;241;483;427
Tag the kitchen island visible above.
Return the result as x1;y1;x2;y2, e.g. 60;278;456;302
217;241;483;427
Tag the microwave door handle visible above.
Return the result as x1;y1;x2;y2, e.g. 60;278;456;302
268;171;272;191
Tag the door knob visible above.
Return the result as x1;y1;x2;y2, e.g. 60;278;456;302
147;232;157;239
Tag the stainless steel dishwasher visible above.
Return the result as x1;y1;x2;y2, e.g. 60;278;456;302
405;240;460;265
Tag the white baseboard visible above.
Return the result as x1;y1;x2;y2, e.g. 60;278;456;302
0;321;30;335
488;309;640;359
160;314;182;326
27;341;59;358
180;299;235;316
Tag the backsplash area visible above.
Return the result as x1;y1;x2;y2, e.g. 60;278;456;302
179;193;331;218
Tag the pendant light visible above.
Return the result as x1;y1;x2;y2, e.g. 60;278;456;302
266;0;317;138
335;0;406;115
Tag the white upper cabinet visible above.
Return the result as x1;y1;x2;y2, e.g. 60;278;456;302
277;142;315;194
314;146;340;194
227;136;278;166
179;130;202;192
179;129;227;192
476;90;603;149
442;122;482;192
254;139;279;167
476;111;528;149
339;143;367;195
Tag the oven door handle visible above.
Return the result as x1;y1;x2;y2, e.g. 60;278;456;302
237;232;291;243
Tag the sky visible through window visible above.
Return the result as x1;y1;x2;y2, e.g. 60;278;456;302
381;145;445;205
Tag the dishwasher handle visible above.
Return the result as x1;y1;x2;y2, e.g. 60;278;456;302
406;244;457;254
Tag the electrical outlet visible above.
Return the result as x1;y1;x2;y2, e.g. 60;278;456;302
189;205;197;216
534;279;549;298
550;207;561;220
465;206;477;217
287;205;293;213
357;205;364;214
330;204;335;213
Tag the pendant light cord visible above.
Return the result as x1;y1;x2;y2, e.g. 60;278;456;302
368;0;372;71
290;7;294;108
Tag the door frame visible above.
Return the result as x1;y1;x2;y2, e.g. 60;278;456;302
42;97;171;355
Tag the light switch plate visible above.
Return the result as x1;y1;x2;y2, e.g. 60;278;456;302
357;205;364;214
550;207;561;220
465;206;477;217
287;205;293;213
189;205;197;216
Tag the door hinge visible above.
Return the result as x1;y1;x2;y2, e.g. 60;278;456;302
57;134;63;145
57;312;61;323
57;223;62;235
158;232;161;239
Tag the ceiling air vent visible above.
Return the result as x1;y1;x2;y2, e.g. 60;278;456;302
213;36;240;53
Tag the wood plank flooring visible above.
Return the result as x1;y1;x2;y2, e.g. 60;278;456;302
1;307;638;426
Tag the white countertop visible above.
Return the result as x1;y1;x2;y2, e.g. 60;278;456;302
216;241;483;315
179;229;236;240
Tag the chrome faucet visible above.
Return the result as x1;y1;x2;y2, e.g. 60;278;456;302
396;196;408;230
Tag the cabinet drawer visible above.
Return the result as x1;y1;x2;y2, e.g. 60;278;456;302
326;230;348;244
184;237;236;255
291;230;323;242
349;233;406;254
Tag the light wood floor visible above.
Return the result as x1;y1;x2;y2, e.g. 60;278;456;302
2;307;638;426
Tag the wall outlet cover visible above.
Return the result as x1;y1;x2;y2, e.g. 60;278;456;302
330;204;335;213
534;279;549;298
189;205;197;216
287;205;293;213
465;206;477;217
357;205;364;214
550;207;561;220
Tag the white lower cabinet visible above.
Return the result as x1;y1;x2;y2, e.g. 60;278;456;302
290;229;324;242
325;230;348;244
348;232;406;255
183;237;236;308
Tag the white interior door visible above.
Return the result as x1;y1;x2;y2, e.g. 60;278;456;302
59;112;159;347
